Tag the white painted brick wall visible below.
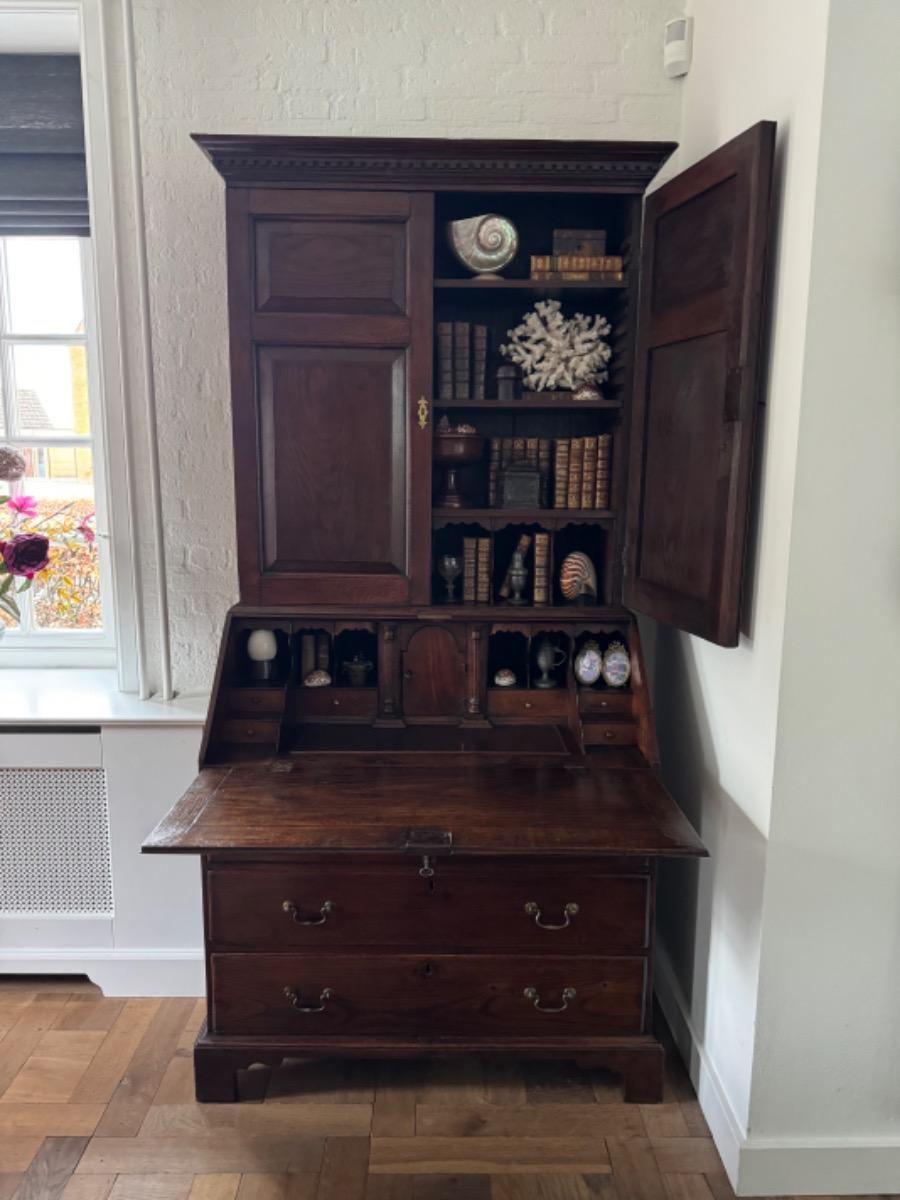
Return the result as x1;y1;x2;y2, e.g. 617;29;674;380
114;0;683;694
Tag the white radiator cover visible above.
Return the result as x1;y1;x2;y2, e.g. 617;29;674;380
0;767;113;916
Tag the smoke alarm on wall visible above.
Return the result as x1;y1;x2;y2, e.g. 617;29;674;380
664;16;693;77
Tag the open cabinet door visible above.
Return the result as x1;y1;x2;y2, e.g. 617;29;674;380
624;122;775;646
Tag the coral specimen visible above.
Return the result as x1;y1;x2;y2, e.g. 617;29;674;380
500;299;612;392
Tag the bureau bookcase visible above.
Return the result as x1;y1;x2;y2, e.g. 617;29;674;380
145;126;774;1102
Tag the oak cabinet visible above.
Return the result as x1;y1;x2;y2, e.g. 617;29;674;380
145;127;774;1104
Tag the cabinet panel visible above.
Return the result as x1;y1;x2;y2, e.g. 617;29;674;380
255;218;407;316
258;345;406;575
625;121;774;645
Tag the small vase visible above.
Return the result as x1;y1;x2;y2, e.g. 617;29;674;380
507;550;528;606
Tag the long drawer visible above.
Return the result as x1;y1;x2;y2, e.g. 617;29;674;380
206;859;650;955
210;952;647;1038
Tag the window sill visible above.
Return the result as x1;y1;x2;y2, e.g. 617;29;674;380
0;669;208;727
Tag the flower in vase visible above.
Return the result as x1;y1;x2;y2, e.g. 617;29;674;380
7;495;38;519
77;512;96;544
1;532;51;579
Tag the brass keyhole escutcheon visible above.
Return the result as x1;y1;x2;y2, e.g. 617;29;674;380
417;396;429;430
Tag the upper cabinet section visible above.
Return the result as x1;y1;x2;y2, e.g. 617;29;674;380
625;122;775;646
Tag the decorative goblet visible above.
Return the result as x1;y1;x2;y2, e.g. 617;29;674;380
507;550;528;606
437;554;463;602
433;433;485;508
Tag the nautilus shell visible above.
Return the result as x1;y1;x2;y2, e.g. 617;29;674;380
447;214;519;275
559;551;598;602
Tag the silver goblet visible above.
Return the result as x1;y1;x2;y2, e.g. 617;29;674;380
437;554;463;602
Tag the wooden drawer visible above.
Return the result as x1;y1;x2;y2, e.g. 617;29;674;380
210;952;647;1038
293;689;377;719
219;718;280;744
225;687;285;715
582;720;638;747
206;859;650;954
487;690;569;720
578;691;633;717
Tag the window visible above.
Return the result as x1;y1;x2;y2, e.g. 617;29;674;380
0;236;115;661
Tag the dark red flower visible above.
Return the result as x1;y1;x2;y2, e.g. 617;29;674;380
2;532;50;579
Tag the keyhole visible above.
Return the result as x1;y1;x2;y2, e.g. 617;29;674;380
422;961;434;978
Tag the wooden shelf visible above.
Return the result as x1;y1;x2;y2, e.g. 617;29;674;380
434;278;628;292
434;393;622;410
426;605;627;619
433;508;614;528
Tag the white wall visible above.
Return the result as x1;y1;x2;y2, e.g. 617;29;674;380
649;0;829;1148
108;0;685;695
742;1;900;1190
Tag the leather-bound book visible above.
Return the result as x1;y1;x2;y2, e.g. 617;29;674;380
488;437;502;508
314;633;330;671
581;436;598;509
498;533;532;599
567;437;584;509
476;537;492;604
553;439;570;509
512;436;526;463
501;437;514;467
437;322;454;401
300;634;316;680
595;433;613;509
538;438;552;507
533;532;551;606
462;537;477;603
472;325;488;400
525;437;539;469
453;322;470;399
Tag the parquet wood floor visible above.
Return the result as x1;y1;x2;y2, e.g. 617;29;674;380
0;978;858;1199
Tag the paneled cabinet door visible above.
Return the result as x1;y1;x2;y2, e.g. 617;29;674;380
625;122;774;646
227;188;433;605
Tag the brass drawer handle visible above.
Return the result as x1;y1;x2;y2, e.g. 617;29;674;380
283;986;333;1013
524;901;579;930
524;986;576;1013
282;899;334;926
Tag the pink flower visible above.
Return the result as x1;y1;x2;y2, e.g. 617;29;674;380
7;495;38;518
77;512;96;544
1;532;50;578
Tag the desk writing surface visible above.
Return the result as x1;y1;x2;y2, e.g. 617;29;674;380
142;756;706;858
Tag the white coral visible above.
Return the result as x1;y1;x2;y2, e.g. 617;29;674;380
499;299;612;392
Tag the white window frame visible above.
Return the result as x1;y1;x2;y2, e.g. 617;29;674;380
0;0;143;692
0;236;116;664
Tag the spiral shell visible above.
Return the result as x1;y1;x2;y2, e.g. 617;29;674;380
559;551;598;602
447;214;519;275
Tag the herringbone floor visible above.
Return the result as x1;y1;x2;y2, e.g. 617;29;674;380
0;977;789;1199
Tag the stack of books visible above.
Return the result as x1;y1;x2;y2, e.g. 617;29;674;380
462;536;492;603
530;254;624;284
488;437;552;508
437;322;488;400
553;435;613;510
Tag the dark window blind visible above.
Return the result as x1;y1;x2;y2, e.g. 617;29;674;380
0;54;89;236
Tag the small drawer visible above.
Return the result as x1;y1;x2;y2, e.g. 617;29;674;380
582;720;638;747
294;689;377;719
578;690;633;717
225;687;285;716
206;858;650;955
210;952;647;1038
219;718;280;744
487;690;568;720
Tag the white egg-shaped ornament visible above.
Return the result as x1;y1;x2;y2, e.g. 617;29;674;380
573;640;603;687
246;628;278;681
601;641;631;688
